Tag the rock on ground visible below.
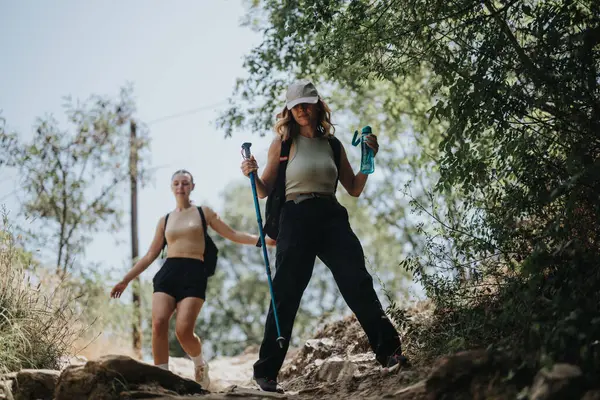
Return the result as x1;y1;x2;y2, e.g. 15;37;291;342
13;369;60;400
54;354;207;400
3;308;600;399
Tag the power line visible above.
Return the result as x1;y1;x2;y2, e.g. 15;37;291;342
145;101;228;125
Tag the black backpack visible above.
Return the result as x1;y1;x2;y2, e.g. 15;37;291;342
161;206;219;276
260;135;342;244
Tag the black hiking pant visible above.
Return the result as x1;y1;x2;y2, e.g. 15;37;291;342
253;196;402;379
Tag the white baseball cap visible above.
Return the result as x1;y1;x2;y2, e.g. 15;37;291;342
285;80;320;109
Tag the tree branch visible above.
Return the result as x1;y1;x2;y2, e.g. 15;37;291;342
62;171;129;268
481;0;540;82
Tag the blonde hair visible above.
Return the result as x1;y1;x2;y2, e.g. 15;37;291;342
274;99;335;141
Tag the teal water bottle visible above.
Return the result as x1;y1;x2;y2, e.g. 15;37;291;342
351;125;375;174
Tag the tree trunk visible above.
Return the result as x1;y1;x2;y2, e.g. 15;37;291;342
130;120;142;359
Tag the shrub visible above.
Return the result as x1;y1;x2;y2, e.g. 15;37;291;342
0;206;84;372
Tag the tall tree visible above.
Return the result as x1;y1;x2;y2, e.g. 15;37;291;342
217;0;600;286
216;0;600;372
0;85;152;277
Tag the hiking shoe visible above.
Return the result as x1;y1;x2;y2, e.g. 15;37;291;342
386;353;410;369
194;361;210;389
253;376;284;393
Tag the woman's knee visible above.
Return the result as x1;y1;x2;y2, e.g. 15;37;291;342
175;321;196;341
151;293;176;336
152;315;170;335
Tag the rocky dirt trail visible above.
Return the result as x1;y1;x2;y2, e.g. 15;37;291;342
0;313;423;400
2;306;598;399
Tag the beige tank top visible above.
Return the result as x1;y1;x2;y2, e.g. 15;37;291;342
164;206;215;261
285;135;338;197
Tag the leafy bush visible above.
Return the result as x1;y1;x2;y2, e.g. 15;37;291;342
386;181;600;382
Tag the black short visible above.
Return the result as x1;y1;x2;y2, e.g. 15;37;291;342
152;257;208;302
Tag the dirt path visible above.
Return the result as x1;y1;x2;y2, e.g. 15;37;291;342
170;349;260;393
6;304;593;399
169;346;305;396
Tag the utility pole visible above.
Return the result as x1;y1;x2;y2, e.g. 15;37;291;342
130;119;142;359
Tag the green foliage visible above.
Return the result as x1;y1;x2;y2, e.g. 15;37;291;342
69;266;141;339
0;206;84;373
0;85;152;277
217;3;462;301
325;70;454;289
220;0;600;381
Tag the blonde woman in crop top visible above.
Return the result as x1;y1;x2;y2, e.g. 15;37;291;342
240;80;409;393
110;169;274;390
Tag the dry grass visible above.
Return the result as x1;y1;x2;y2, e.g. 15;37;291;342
0;207;86;373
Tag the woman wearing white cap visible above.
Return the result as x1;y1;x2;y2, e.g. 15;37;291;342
241;80;409;393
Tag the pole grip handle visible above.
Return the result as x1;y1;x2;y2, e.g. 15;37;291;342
241;142;252;159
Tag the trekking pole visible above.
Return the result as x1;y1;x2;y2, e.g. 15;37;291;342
241;142;285;349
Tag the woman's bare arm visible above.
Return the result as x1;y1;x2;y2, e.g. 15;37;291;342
205;207;275;246
120;216;165;283
338;134;379;197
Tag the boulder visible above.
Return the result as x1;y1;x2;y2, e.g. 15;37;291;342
315;357;359;383
54;354;207;400
13;369;60;400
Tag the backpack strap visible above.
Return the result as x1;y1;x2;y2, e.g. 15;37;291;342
257;138;291;248
161;213;170;258
197;206;208;241
280;139;291;162
328;136;342;192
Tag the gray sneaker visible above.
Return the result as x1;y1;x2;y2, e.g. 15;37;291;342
194;361;210;389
